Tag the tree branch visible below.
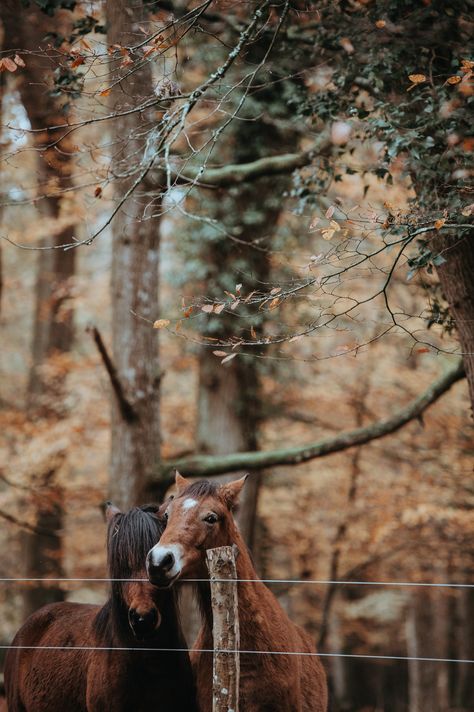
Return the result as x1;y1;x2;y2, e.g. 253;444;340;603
171;148;319;188
154;360;465;482
88;326;137;423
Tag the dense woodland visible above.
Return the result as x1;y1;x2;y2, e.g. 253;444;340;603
0;1;473;710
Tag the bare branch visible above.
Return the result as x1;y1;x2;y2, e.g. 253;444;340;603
88;326;137;423
155;359;465;480
166;147;324;188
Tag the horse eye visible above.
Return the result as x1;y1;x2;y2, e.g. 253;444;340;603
163;511;168;522
203;513;218;524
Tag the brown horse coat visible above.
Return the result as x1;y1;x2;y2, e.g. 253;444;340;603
147;475;328;712
5;506;197;712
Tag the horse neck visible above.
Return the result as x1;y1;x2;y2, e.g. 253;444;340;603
197;522;269;645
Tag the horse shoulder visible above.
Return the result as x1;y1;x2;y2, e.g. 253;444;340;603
294;626;328;712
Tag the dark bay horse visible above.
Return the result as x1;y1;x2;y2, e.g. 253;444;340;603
147;472;328;712
5;504;197;712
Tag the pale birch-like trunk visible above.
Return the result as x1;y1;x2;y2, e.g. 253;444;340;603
106;0;161;509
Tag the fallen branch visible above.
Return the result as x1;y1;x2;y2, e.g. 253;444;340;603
154;360;465;482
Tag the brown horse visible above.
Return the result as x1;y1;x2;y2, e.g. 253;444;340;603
5;504;197;712
147;473;328;712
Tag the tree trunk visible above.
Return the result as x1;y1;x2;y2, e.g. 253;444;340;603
22;468;64;618
0;1;78;614
106;0;161;509
195;109;298;548
435;230;474;417
0;2;77;412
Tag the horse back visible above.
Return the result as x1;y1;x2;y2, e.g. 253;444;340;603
5;602;99;712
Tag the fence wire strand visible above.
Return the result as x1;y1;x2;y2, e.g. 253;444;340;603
0;644;472;664
0;577;472;588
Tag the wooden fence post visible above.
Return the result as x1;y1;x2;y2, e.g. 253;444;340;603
206;545;240;712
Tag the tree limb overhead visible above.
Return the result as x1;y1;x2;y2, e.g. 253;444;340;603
154;360;465;482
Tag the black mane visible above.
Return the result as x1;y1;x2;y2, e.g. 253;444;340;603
94;505;164;641
107;505;163;580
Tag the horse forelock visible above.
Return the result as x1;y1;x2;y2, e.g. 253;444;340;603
107;505;163;579
179;479;219;500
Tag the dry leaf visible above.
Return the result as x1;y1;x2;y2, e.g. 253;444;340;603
325;205;335;219
270;287;282;295
213;350;228;357
221;353;237;364
434;218;446;230
201;304;214;313
183;306;193;318
309;216;320;230
375;19;386;28
446;75;462;85
224;290;236;300
100;88;111;97
289;334;303;343
175;320;182;333
461;203;474;217
153;319;170;329
0;57;18;72
14;54;26;68
71;55;86;68
269;297;281;309
407;74;426;91
250;326;257;339
230;299;240;311
214;304;225;314
321;219;341;240
94;186;102;198
235;283;242;293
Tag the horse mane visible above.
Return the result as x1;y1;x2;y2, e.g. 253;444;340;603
94;504;164;642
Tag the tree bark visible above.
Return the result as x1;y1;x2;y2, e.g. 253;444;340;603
435;230;474;417
106;0;162;509
0;2;77;411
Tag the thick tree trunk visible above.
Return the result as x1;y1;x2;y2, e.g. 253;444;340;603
0;2;77;412
435;230;474;416
106;0;161;509
0;2;77;614
195;110;298;547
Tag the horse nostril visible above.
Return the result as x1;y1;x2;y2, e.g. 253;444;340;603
161;552;175;572
128;608;159;639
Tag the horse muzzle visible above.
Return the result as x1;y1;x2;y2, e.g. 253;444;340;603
128;607;160;640
146;544;183;588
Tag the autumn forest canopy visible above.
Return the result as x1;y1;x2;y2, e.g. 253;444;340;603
0;0;473;710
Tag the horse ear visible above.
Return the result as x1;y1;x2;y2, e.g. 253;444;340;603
175;470;187;494
104;501;121;522
220;475;248;509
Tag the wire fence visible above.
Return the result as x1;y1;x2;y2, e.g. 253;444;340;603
1;575;473;664
0;576;472;588
0;644;473;664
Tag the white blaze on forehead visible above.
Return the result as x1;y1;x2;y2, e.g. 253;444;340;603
182;498;198;511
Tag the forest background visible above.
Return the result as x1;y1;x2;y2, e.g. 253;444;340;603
0;1;473;710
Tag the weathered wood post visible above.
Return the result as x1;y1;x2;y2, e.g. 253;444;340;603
206;545;240;712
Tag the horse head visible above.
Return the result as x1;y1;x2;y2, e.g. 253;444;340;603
146;472;247;588
106;503;165;640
